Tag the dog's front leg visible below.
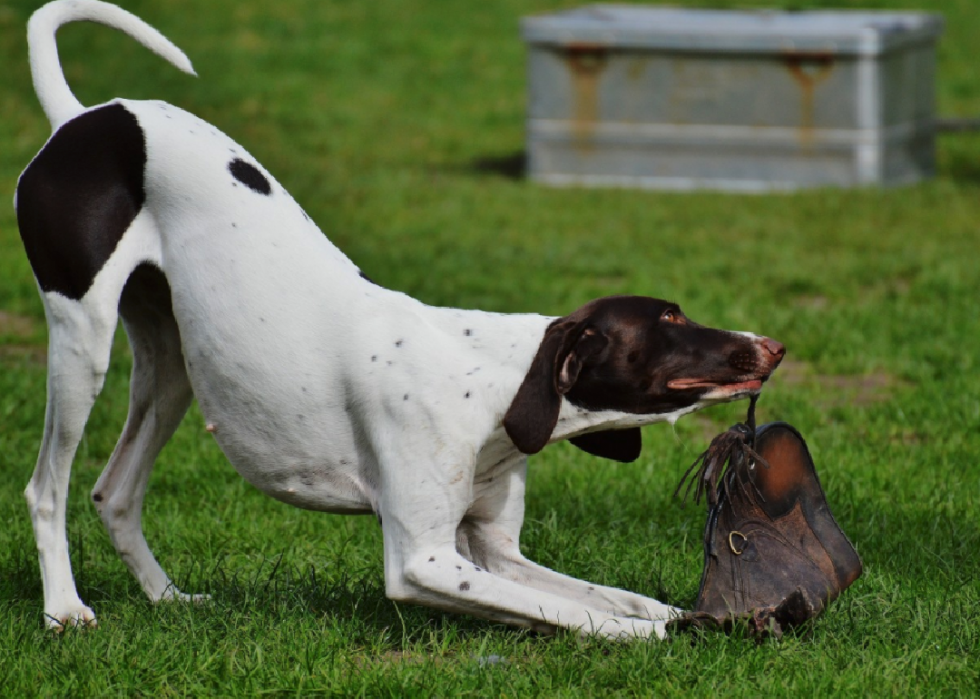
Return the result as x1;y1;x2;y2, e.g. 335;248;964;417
377;453;665;640
460;460;681;623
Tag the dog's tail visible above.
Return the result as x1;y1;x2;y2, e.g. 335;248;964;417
28;0;196;130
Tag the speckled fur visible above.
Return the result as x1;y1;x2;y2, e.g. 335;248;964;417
16;1;784;639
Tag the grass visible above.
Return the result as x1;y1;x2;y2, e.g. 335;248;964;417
1;0;979;694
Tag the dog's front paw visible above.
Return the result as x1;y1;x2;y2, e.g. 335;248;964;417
650;619;669;640
597;616;673;641
46;604;97;631
587;616;662;641
635;602;684;623
159;587;211;605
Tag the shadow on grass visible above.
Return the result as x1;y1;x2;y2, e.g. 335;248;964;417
943;159;980;184
169;555;534;644
939;133;980;183
1;550;531;644
3;492;975;639
461;151;527;181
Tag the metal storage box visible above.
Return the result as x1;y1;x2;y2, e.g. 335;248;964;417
522;5;944;191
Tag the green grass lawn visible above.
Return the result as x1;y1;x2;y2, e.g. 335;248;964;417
1;0;978;694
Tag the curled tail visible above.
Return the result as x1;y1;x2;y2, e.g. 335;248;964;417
28;0;196;130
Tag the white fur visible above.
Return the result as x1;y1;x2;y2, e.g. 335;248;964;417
19;0;750;638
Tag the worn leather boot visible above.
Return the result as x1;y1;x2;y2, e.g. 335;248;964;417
676;422;862;637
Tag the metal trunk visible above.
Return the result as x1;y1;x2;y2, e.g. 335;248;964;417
522;6;944;191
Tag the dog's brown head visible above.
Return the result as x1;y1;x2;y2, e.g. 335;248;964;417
504;296;785;462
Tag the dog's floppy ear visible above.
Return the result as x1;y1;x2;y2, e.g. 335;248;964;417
568;428;642;463
504;319;607;455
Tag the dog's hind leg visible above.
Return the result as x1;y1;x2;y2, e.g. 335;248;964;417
25;288;121;630
90;264;198;604
17;102;166;628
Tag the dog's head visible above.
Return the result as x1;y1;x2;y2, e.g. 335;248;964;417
504;296;785;462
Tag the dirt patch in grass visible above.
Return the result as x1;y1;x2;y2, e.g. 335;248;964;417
680;360;911;451
348;649;448;670
0;311;45;365
0;344;47;364
0;310;38;338
771;359;909;407
350;647;521;670
794;295;829;310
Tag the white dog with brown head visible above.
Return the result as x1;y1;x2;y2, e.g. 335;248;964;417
17;0;784;637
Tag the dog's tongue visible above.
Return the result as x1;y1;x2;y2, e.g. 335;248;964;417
667;378;763;391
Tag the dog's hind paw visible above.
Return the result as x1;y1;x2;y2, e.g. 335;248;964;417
45;604;97;631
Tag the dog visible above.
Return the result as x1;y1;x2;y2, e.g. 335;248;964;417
15;0;784;639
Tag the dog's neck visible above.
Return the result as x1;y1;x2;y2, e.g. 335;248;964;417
411;295;704;454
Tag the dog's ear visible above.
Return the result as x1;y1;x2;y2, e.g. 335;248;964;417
568;428;642;463
504;319;607;455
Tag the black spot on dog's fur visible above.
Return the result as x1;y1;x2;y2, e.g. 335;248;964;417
228;158;271;195
17;104;146;300
459;581;470;591
359;270;380;286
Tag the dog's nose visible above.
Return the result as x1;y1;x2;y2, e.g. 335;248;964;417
762;338;785;361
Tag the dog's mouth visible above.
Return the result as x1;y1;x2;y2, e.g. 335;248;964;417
667;378;764;394
665;338;785;397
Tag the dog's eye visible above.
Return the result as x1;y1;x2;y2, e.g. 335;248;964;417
661;309;683;323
